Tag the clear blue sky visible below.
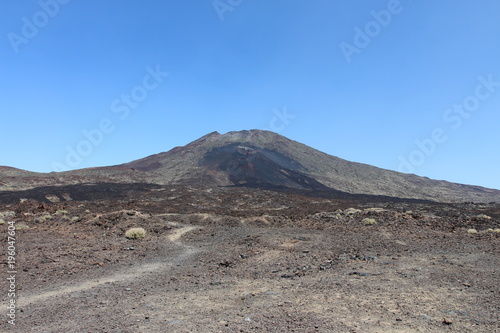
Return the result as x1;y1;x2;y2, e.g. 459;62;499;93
1;0;499;189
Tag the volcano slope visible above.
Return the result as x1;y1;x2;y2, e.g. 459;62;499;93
3;130;500;203
1;184;499;332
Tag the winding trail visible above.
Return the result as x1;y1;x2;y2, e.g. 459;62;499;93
18;224;199;307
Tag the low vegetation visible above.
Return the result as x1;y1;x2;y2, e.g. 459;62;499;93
364;207;384;212
15;223;30;230
344;208;362;215
125;227;146;239
362;218;377;225
70;216;81;223
0;211;15;219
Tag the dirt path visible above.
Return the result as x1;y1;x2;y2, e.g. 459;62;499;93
167;224;197;242
17;224;199;307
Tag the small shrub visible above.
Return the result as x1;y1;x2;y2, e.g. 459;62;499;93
476;214;492;220
70;216;81;223
16;224;30;230
345;208;362;215
54;209;68;216
125;227;146;239
0;211;15;219
33;216;46;223
467;228;478;234
362;218;377;225
0;218;5;225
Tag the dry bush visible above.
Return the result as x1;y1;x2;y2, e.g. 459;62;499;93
0;211;15;219
345;208;362;215
15;224;30;230
362;218;377;225
125;227;146;239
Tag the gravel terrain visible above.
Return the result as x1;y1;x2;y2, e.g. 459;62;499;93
1;185;499;332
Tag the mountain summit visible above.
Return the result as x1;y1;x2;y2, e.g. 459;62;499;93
1;130;499;203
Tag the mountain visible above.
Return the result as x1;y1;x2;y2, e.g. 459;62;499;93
2;130;500;203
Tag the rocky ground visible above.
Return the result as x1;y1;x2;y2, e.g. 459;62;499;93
1;185;499;332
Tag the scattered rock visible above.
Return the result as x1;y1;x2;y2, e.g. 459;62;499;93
210;281;222;286
281;274;294;279
442;318;453;325
347;271;383;277
45;194;61;203
218;260;232;268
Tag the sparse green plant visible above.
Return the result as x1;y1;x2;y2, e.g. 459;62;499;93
70;216;81;223
15;224;30;230
0;218;5;225
85;209;90;214
54;209;68;216
0;211;15;219
476;214;492;220
44;214;52;220
33;216;46;223
344;208;361;215
362;218;377;225
467;228;478;234
125;227;146;239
